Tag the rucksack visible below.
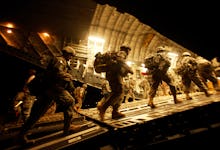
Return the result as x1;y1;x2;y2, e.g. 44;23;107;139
144;53;170;72
93;52;112;73
144;55;158;70
176;56;197;75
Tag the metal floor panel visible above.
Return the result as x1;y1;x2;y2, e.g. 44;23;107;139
79;92;220;129
27;124;108;150
1;92;220;149
1;113;84;135
0;114;108;150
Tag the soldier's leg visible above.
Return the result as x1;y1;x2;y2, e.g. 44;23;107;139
112;91;125;119
163;75;182;103
208;74;220;91
148;79;160;108
182;77;193;100
18;95;52;143
97;93;112;121
169;85;182;103
192;75;211;97
58;90;82;135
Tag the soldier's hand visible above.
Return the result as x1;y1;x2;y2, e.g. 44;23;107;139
63;73;74;81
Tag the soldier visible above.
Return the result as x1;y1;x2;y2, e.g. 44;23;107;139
13;86;35;124
13;69;36;123
97;45;133;121
97;80;111;111
100;79;111;100
176;52;211;100
196;56;220;91
17;46;82;143
73;83;88;111
144;47;182;108
124;76;136;103
138;76;150;99
211;57;220;77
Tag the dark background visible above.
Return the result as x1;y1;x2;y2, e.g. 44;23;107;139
1;0;219;60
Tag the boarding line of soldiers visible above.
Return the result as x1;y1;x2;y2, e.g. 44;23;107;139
14;44;220;144
95;45;220;120
145;48;220;108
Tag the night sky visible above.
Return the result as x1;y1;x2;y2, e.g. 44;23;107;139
1;0;219;60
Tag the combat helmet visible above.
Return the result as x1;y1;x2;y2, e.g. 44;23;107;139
120;45;131;54
62;46;76;56
156;46;166;53
182;52;191;56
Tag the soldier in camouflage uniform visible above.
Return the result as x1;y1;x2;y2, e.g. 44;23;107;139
13;69;36;123
97;80;111;114
18;46;82;143
124;76;136;103
144;47;182;108
100;79;111;101
176;52;211;100
211;57;220;77
13;86;35;123
196;56;220;91
97;46;133;121
73;83;88;111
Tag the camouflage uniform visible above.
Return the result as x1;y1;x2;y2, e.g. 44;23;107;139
13;87;35;123
97;46;133;121
13;69;36;123
197;56;220;91
211;57;220;77
97;80;111;109
124;77;136;103
101;80;111;99
73;83;87;111
144;49;181;108
176;52;210;100
19;47;81;142
138;77;150;99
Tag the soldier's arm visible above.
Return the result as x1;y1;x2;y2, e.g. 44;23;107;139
54;58;74;81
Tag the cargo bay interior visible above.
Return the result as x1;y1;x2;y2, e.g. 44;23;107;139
0;0;220;149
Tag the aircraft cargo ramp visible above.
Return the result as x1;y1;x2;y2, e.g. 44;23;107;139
1;92;220;149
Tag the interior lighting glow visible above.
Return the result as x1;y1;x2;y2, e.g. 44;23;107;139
167;52;178;57
6;29;12;33
88;36;105;43
167;52;178;69
88;36;105;55
6;23;14;28
126;61;134;66
42;32;50;37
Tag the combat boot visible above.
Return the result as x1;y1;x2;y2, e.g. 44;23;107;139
69;124;82;131
97;105;106;121
186;93;192;100
148;99;156;108
16;133;35;145
63;124;82;135
204;91;211;97
215;86;220;92
112;111;125;119
184;93;192;100
174;98;182;104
